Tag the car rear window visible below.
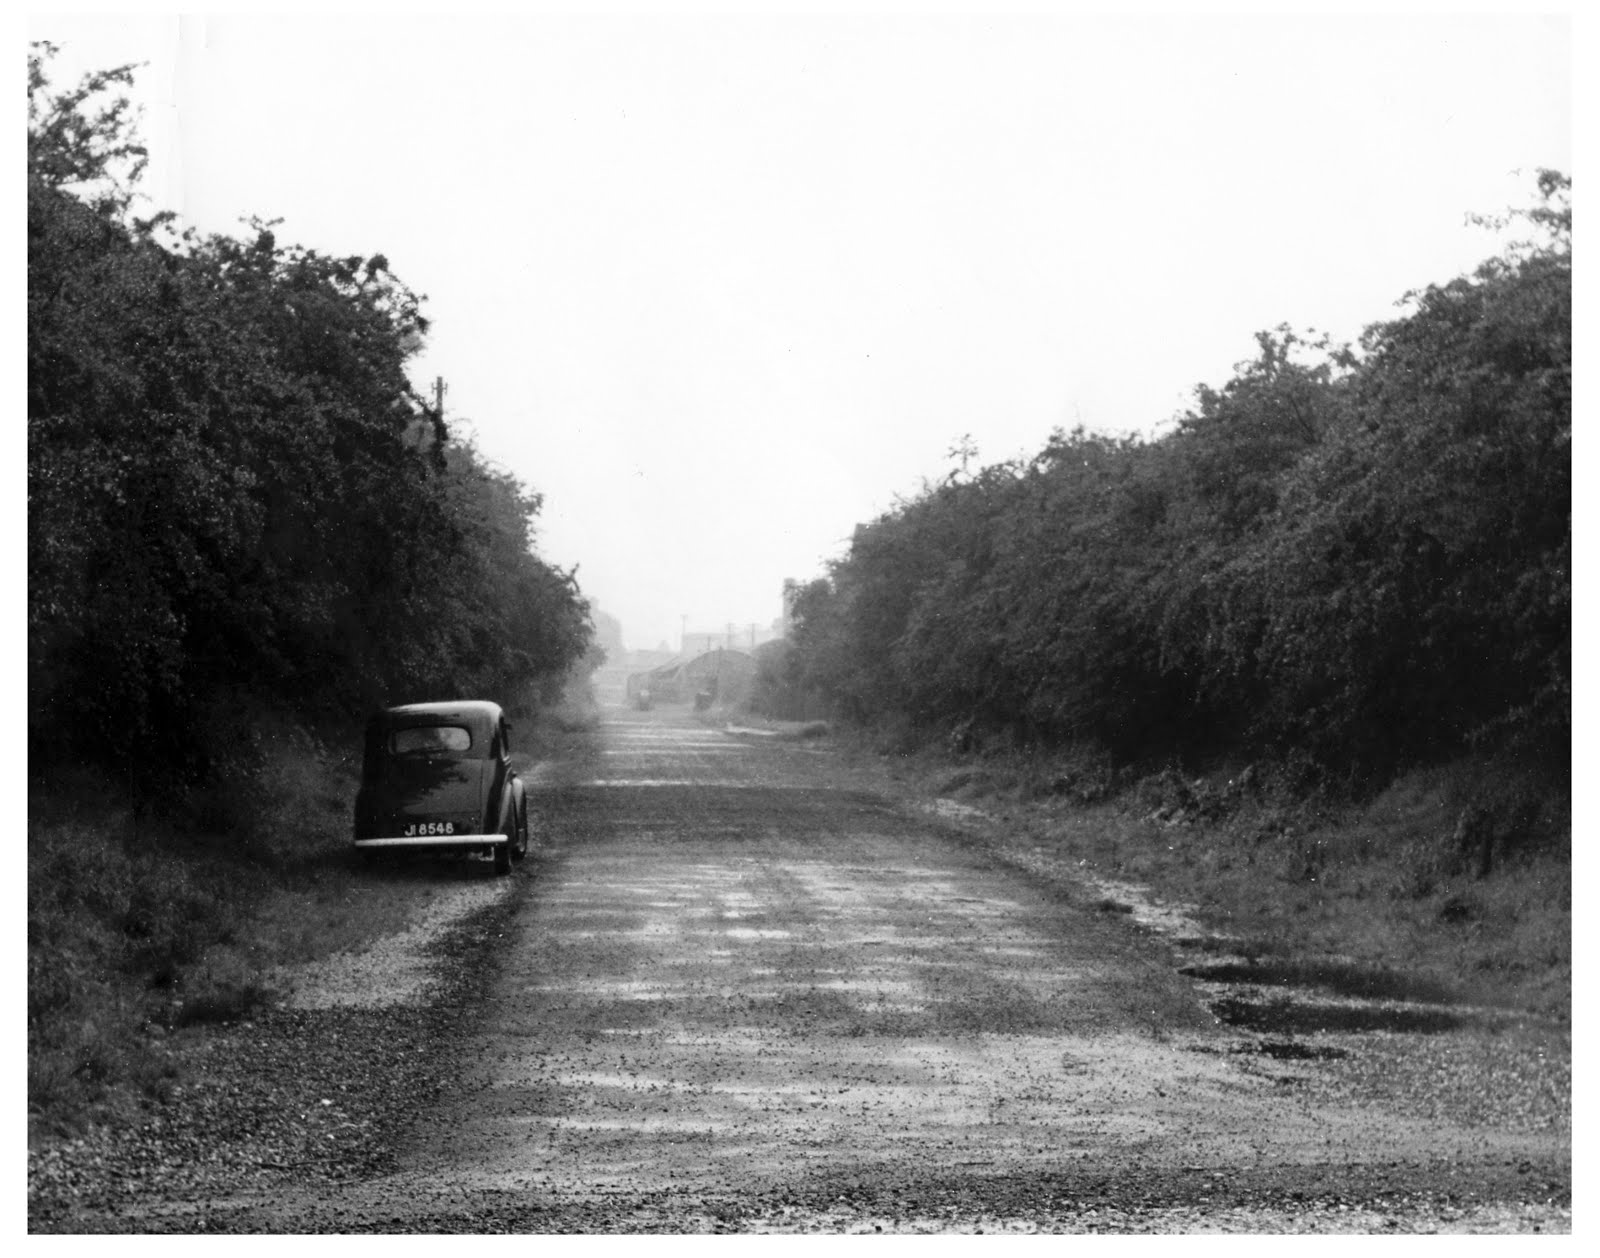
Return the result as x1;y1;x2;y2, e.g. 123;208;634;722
390;725;472;755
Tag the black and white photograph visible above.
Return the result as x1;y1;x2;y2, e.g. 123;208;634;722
25;8;1572;1235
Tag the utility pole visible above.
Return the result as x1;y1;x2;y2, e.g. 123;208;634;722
434;376;447;423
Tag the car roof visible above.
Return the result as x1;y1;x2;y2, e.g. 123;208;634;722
370;700;504;729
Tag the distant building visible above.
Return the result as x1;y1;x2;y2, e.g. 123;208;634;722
625;647;758;708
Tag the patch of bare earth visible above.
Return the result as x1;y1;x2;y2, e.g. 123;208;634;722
275;879;516;1010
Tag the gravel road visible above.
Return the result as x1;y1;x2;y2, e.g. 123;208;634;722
28;704;1570;1233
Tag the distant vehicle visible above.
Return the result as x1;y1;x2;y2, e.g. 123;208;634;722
353;700;529;875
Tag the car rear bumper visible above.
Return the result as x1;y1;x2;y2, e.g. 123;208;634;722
354;833;507;849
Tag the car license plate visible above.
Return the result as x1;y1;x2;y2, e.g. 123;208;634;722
400;820;457;837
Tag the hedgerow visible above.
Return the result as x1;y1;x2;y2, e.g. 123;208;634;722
28;46;594;794
782;173;1569;789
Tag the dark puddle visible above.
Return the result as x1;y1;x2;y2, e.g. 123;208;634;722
1210;996;1462;1036
1180;958;1458;1005
1253;1039;1347;1061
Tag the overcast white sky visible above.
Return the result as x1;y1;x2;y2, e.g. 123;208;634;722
28;11;1571;653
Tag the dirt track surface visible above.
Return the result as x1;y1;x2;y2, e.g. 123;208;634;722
30;705;1570;1233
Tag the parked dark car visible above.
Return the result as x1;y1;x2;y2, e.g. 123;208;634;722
353;700;529;875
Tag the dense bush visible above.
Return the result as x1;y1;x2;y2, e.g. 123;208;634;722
786;173;1569;784
27;47;593;791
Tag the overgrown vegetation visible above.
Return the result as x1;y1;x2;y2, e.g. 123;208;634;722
28;48;596;1133
27;682;605;1136
765;174;1568;1017
29;731;347;1130
28;46;594;787
868;736;1570;1020
778;172;1569;806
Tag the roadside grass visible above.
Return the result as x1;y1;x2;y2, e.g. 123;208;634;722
29;682;602;1139
29;689;587;1140
843;726;1570;1023
31;734;345;1135
1029;792;1567;1019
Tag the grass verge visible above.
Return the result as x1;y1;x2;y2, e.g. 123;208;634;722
27;688;590;1141
28;719;352;1137
847;728;1569;1022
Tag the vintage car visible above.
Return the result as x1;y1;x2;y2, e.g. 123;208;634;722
353;700;529;875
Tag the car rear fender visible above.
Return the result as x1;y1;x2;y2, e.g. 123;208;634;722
495;773;523;835
511;776;527;837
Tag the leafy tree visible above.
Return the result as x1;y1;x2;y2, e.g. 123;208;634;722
984;428;1178;753
1235;174;1570;768
27;44;147;212
28;46;594;787
781;172;1568;784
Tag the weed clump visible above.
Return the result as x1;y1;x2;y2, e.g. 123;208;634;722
27;709;361;1135
916;738;1569;1021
